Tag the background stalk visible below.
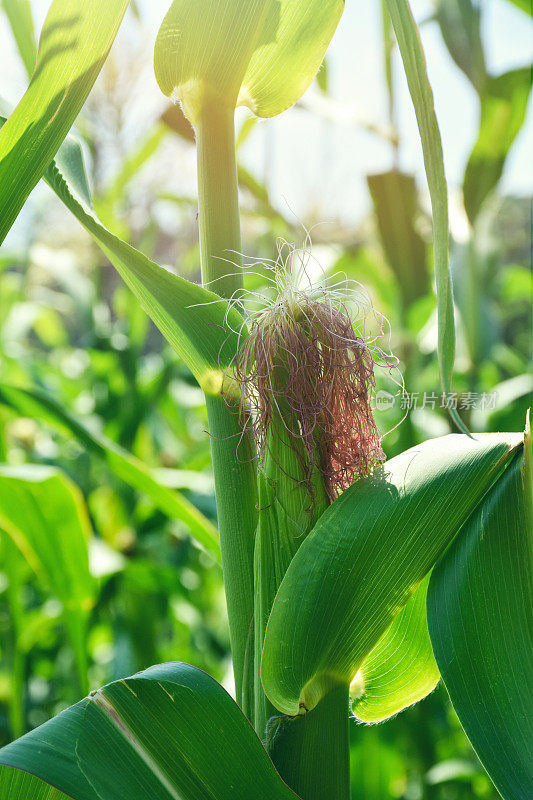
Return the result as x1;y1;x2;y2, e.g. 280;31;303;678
195;100;258;706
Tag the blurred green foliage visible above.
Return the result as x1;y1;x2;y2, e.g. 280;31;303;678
0;2;530;799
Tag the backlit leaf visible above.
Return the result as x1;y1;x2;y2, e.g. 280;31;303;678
350;573;439;723
154;0;343;122
0;0;129;242
0;465;96;693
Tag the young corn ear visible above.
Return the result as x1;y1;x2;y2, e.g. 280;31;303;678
233;242;387;506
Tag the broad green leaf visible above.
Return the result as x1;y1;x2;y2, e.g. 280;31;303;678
238;0;344;118
261;433;521;715
0;465;95;693
350;572;439;722
1;0;36;77
0;0;129;243
154;0;343;122
428;447;532;800
464;67;532;224
0;383;220;559
385;0;467;433
434;0;487;94
0;662;300;800
367;170;428;308
0;767;71;800
0;107;245;397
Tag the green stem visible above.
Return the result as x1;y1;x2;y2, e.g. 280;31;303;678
268;683;351;800
195;100;258;706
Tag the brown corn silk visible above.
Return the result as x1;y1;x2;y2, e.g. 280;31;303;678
234;293;385;503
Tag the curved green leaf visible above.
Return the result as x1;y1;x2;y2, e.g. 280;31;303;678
0;0;129;243
1;0;37;78
428;447;532;800
0;465;95;693
350;572;439;723
0;663;299;800
0;767;71;800
261;433;521;715
239;0;344;118
0;382;220;559
464;67;532;224
154;0;343;122
385;0;467;433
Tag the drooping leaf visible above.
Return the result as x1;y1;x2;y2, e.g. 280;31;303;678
428;445;532;800
0;383;220;559
434;0;487;94
350;573;439;723
464;67;532;224
367;170;428;308
0;465;96;692
1;0;37;77
0;663;300;800
385;0;467;432
261;433;521;715
0;0;129;243
154;0;343;122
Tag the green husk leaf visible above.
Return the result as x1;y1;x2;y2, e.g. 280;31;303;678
350;573;440;723
261;433;521;715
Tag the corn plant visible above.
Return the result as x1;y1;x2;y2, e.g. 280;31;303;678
0;1;531;799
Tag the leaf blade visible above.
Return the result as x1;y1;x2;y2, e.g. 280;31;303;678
385;0;467;432
0;663;300;800
0;0;129;242
261;433;521;715
350;572;440;723
427;448;533;799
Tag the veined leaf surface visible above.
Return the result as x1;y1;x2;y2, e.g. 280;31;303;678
0;663;300;800
154;0;343;121
428;445;533;800
261;433;521;715
350;572;440;723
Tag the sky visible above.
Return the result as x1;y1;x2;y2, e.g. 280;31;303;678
0;0;532;238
